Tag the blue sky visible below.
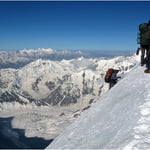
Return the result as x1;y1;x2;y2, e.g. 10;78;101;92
0;1;150;52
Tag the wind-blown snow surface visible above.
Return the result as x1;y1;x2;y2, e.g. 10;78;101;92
47;66;150;149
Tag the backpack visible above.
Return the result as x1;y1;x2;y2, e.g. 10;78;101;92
139;23;148;32
138;23;150;45
104;68;114;83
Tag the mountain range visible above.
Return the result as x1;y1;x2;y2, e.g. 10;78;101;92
0;48;133;69
0;48;89;69
0;49;138;108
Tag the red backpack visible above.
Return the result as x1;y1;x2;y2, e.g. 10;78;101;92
104;68;114;83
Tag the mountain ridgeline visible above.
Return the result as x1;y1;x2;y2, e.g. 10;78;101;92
0;48;90;69
0;49;138;108
0;48;133;69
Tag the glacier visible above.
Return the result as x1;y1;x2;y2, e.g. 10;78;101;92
47;66;150;149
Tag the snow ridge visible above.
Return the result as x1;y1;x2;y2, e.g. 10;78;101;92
125;73;150;149
47;66;150;149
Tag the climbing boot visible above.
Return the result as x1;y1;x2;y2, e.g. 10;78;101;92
144;69;150;73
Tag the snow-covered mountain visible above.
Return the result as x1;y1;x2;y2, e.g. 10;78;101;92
46;65;150;149
0;54;138;108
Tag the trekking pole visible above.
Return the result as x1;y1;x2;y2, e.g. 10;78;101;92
136;47;140;55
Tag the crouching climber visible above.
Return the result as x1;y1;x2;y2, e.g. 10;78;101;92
104;68;121;89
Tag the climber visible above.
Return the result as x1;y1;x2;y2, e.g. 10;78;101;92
104;68;121;89
137;20;150;71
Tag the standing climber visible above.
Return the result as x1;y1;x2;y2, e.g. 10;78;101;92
144;20;150;73
137;20;150;67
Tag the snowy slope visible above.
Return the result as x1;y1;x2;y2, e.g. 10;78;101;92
47;66;150;149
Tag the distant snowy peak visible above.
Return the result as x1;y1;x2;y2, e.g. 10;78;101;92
0;48;89;69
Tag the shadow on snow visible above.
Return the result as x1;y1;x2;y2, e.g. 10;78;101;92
0;117;53;149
